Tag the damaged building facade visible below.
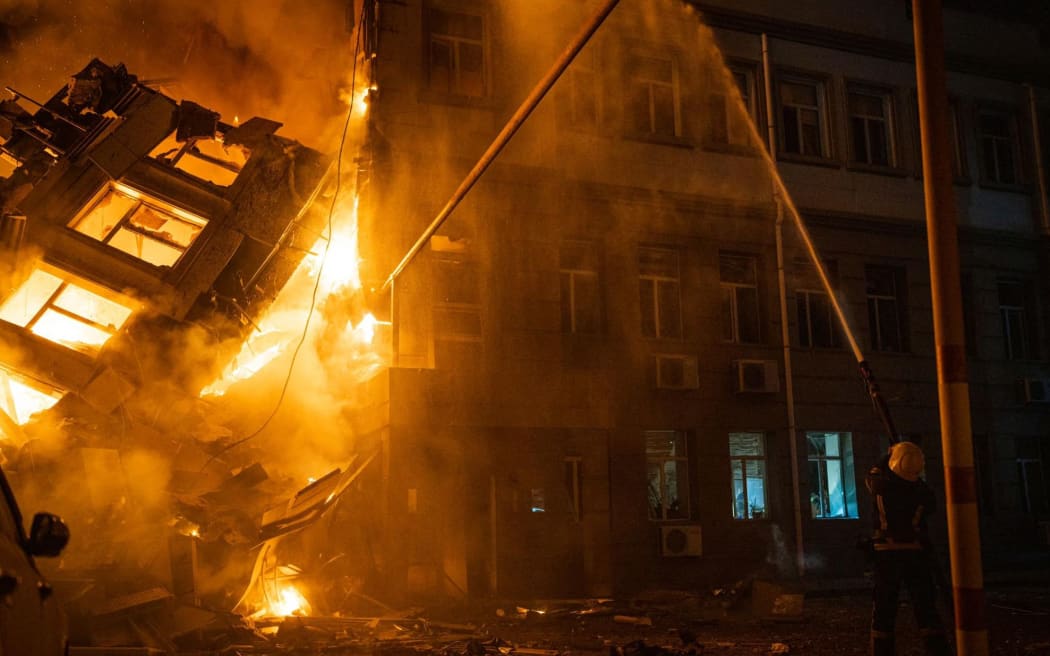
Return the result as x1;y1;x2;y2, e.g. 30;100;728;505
0;58;331;618
351;0;1050;599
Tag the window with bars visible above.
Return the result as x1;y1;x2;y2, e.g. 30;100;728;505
69;183;208;268
778;75;828;157
848;85;894;166
729;432;767;520
720;253;760;344
865;265;907;352
625;52;680;138
646;430;690;521
425;6;487;98
560;241;601;334
0;266;135;355
977;109;1021;185
807;431;858;519
638;247;682;339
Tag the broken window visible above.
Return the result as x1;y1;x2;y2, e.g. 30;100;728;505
69;183;208;268
0;266;135;354
646;430;689;521
778;75;829;157
729;432;767;520
425;6;487;97
0;367;62;425
625;53;680;138
150;131;246;187
560;241;601;334
807;431;858;519
638;247;681;339
720;253;760;344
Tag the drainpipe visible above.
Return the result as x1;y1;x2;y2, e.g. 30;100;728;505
1025;84;1050;235
762;33;805;577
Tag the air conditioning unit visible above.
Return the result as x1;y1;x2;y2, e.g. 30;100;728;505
734;360;779;393
655;354;699;390
660;524;702;557
1019;378;1050;403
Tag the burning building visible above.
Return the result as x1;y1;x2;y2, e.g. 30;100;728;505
0;0;1048;641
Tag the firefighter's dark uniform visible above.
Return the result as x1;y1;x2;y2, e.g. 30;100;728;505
866;441;950;656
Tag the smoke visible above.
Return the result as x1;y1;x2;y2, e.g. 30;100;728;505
0;0;355;148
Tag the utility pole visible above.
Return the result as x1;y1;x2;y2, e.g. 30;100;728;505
911;1;988;654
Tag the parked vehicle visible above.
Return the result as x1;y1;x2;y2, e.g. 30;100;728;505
0;466;69;654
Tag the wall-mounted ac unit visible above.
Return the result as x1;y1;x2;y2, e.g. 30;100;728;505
1019;378;1050;403
660;524;702;557
734;360;779;393
655;354;699;390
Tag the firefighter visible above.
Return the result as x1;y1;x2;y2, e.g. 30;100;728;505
866;440;951;656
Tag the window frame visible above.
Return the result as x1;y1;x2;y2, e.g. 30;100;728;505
729;432;768;521
422;2;491;101
638;246;683;340
704;60;760;152
865;264;908;353
562;46;602;132
720;253;761;344
623;49;682;141
975;105;1023;188
846;82;897;169
997;279;1036;361
776;71;833;161
67;182;209;270
795;258;842;349
431;251;481;343
559;240;602;334
646;429;691;522
806;431;859;520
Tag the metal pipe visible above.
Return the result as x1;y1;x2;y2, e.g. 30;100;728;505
913;1;988;653
1026;84;1050;235
762;33;805;577
379;0;621;293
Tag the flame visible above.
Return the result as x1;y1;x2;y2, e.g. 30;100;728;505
269;585;311;617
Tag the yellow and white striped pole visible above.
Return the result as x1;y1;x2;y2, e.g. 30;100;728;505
912;1;988;653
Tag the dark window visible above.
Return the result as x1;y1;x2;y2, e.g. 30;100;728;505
796;259;841;348
638;247;682;339
998;280;1036;360
779;76;828;157
708;65;756;147
977;109;1020;185
1016;437;1048;515
426;7;486;97
848;86;893;166
625;53;679;137
865;265;907;352
560;241;601;333
566;49;599;129
646;430;690;520
720;254;760;344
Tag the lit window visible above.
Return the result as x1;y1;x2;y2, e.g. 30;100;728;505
625;53;680;137
0;266;135;354
730;432;767;520
977;109;1020;185
0;368;62;425
807;431;858;519
865;265;907;352
426;6;487;97
848;85;894;166
646;430;690;521
638;247;681;339
998;280;1035;360
560;241;601;334
69;183;208;268
150;132;246;187
720;253;760;344
778;75;828;157
796;259;841;349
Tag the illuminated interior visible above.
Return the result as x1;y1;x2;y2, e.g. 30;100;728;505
0;266;135;354
0;368;62;425
150;132;247;187
69;183;208;267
